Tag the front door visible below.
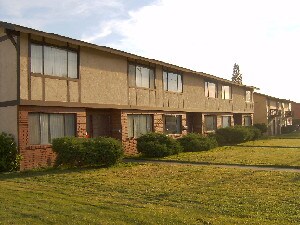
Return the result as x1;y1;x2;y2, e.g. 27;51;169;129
88;114;111;137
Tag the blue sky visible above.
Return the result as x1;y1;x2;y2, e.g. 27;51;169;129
1;0;300;102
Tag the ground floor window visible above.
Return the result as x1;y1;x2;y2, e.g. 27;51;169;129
204;115;217;132
127;114;153;138
222;116;231;128
244;116;252;126
28;113;76;145
164;115;182;134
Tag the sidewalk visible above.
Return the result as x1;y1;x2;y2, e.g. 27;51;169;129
123;158;300;173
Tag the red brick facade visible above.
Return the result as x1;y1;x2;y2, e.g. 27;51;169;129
18;105;252;170
18;106;86;170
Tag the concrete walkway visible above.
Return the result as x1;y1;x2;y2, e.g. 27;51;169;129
123;158;300;173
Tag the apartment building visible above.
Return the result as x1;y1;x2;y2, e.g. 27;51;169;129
0;22;255;170
253;93;293;135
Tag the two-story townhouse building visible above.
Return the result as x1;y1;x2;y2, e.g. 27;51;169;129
253;93;293;135
0;21;256;170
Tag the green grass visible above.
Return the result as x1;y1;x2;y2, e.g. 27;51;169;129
164;133;300;167
0;164;300;224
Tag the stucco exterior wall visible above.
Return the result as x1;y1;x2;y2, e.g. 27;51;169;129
0;106;18;140
17;31;254;115
80;47;128;105
253;93;268;124
0;30;17;102
20;33;29;100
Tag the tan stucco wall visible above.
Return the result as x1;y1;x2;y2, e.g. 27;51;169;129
45;78;68;102
69;81;79;102
17;31;254;115
20;33;29;100
0;31;17;102
0;106;18;140
80;47;128;105
253;93;267;124
30;76;43;100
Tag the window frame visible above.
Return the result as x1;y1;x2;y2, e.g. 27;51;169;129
128;63;155;89
28;113;77;145
221;85;232;100
164;115;182;134
163;71;183;93
127;114;153;138
221;116;231;128
245;90;253;102
205;81;217;98
204;115;217;132
244;116;252;126
30;41;79;79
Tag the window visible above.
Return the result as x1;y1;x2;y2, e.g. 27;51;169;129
127;115;153;138
128;64;154;89
221;85;231;99
222;116;231;128
205;81;217;98
31;44;78;78
245;90;252;102
164;115;182;134
28;113;76;144
163;71;183;92
204;115;217;132
244;116;252;126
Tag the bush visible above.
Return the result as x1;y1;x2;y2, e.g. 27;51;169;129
52;137;123;167
0;132;21;172
137;132;183;157
215;126;261;145
83;137;124;166
178;133;218;152
281;125;296;134
253;123;268;134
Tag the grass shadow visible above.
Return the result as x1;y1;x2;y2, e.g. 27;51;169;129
0;164;115;181
235;145;300;149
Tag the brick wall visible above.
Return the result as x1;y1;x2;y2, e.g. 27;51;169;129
18;106;86;170
121;110;187;155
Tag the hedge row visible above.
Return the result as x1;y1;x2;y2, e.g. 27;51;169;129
52;137;123;167
137;126;263;158
215;125;262;145
0;132;21;172
137;132;218;157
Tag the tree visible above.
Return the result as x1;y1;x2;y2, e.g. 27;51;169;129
232;63;242;84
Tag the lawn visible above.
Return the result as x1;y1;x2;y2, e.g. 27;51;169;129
164;133;300;167
0;164;300;224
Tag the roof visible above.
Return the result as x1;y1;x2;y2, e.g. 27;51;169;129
0;20;258;90
254;92;293;103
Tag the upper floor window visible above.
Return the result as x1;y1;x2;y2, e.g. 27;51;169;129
245;90;252;102
163;71;182;93
31;44;78;79
128;64;155;89
205;81;217;98
221;85;231;99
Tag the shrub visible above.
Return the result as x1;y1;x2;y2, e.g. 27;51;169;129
52;137;123;167
83;137;124;166
253;123;268;134
281;125;296;134
215;126;261;145
137;132;183;157
178;133;218;152
0;132;21;172
247;126;262;140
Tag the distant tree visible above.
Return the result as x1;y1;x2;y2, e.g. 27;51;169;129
232;63;243;84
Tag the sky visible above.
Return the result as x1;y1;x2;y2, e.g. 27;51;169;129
1;0;300;102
